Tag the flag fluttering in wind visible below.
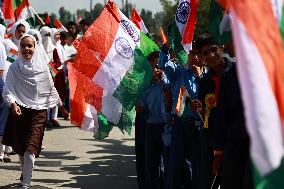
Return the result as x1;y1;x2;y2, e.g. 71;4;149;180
208;0;232;45
15;0;44;27
130;8;149;34
220;0;284;188
54;18;68;32
69;1;158;139
169;0;198;65
0;0;15;27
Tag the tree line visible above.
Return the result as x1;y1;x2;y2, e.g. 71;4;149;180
54;0;211;38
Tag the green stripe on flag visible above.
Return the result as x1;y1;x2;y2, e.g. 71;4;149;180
139;32;160;57
208;0;232;45
113;48;153;111
94;113;114;140
13;0;22;9
253;157;284;189
7;57;15;63
169;24;188;66
280;5;284;45
116;107;136;135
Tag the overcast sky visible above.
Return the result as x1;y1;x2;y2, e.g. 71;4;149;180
29;0;163;16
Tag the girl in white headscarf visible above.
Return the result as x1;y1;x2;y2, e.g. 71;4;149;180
2;34;67;188
51;28;67;65
0;24;14;162
28;29;50;64
40;26;54;61
10;19;30;47
0;29;9;163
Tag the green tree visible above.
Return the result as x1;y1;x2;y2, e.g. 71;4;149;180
92;3;104;21
195;0;211;36
59;7;74;25
159;0;179;29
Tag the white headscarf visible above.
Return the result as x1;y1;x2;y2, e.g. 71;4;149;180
0;24;6;42
51;28;67;64
40;26;54;61
3;34;61;110
0;24;18;64
28;29;50;64
11;19;30;47
0;25;11;79
0;42;8;79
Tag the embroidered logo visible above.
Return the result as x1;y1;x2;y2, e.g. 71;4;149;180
115;37;134;59
121;20;140;43
176;1;190;24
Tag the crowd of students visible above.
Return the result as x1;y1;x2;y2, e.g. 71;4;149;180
135;33;254;189
0;19;90;188
0;15;255;189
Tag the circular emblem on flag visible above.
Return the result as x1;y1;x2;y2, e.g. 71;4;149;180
176;1;190;24
121;20;140;43
115;37;134;59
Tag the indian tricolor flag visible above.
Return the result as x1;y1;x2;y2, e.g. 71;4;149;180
169;0;198;65
15;0;44;27
272;0;284;43
6;48;18;63
130;8;149;34
54;18;68;32
69;1;157;139
223;0;284;188
0;0;15;27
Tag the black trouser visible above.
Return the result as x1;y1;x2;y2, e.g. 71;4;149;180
135;114;147;189
201;128;221;189
221;138;254;189
145;122;166;189
166;119;201;189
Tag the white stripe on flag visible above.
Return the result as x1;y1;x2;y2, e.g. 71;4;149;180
231;9;284;176
81;103;99;132
102;91;122;124
18;6;34;20
119;10;141;47
92;25;136;95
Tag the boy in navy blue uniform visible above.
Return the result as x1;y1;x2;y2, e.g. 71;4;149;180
159;41;202;189
138;51;171;189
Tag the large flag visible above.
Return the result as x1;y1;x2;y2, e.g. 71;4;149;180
0;0;15;27
69;1;158;139
15;0;44;27
221;0;284;188
130;8;149;34
169;0;198;65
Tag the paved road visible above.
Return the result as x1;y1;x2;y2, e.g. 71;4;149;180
0;119;137;189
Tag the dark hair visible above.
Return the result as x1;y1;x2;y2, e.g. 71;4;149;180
147;51;160;62
16;23;25;30
195;33;220;52
67;21;78;29
79;19;91;26
60;31;68;39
